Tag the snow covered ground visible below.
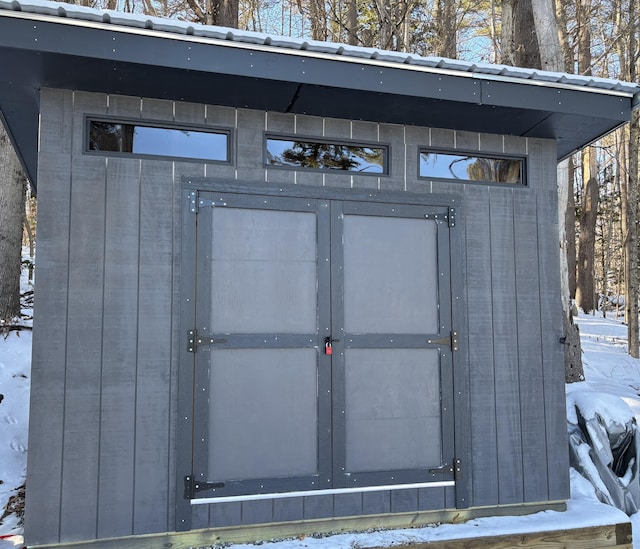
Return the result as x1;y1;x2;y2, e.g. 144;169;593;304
2;270;640;547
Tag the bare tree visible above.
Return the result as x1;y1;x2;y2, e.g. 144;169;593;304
501;0;541;68
434;0;456;57
0;121;26;325
502;0;584;381
576;149;599;314
185;0;239;27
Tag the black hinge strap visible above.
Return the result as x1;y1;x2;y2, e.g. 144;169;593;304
429;458;462;480
184;475;225;499
187;329;228;353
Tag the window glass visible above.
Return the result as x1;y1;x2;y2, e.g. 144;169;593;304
88;120;229;162
419;151;523;184
266;138;386;174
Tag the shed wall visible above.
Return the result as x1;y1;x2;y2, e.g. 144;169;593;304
26;87;568;546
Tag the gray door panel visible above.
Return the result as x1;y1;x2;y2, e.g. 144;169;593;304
331;200;455;488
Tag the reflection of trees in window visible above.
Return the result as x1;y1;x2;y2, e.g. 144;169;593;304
89;122;134;153
420;152;522;184
465;157;521;183
268;140;385;173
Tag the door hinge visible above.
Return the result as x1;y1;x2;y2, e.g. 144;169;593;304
187;329;228;353
429;458;462;480
183;475;225;499
428;331;459;351
448;207;456;228
188;190;227;214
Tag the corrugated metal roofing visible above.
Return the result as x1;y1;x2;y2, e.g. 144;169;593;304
1;0;639;98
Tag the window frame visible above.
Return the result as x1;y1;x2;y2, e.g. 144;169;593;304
84;116;234;164
265;134;390;176
418;148;527;186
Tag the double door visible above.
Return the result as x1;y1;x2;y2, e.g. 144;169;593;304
187;187;455;500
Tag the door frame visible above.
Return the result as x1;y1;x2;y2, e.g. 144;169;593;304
176;179;470;531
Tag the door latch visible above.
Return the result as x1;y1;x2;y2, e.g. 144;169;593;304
324;336;340;355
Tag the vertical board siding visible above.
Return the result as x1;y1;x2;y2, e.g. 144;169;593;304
417;488;445;511
464;185;499;506
513;192;549;503
273;497;305;523
362;491;391;515
30;91;569;545
209;502;242;527
537;190;571;501
97;157;140;538
489;188;524;505
379;123;405;191
390;490;418;513
59;92;108;542
25;89;74;546
134;160;175;534
131;100;178;536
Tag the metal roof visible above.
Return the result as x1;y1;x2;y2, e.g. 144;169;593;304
1;0;640;188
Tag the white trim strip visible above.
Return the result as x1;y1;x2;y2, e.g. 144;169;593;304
190;481;456;505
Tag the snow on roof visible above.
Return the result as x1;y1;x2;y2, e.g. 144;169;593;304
1;0;639;98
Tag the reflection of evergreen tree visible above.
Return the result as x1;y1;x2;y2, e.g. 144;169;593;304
276;141;383;171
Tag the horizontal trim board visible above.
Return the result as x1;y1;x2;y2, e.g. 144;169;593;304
183;179;460;207
27;501;570;549
190;481;456;505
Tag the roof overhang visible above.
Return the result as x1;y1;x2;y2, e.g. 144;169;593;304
1;3;639;190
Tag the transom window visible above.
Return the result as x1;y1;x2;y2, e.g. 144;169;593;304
419;150;524;184
87;119;230;162
266;137;387;174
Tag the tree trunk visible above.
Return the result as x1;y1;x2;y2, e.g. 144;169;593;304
628;109;640;357
576;149;599;314
375;0;392;49
434;0;456;58
0;122;26;324
346;0;358;45
558;158;584;382
528;0;584;380
309;0;327;40
501;0;541;68
566;159;577;298
531;0;562;71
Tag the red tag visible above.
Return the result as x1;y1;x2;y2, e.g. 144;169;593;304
325;342;333;355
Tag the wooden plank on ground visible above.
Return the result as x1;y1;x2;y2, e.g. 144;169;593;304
364;523;630;549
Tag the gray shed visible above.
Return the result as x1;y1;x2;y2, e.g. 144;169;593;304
1;1;639;546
